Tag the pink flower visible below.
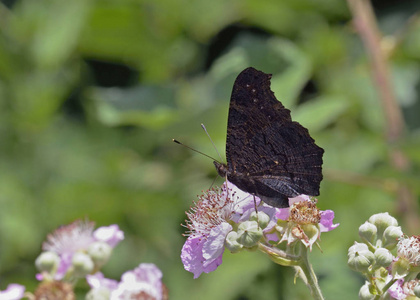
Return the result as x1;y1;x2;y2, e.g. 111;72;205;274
181;185;234;278
38;220;124;280
181;182;279;278
110;263;165;300
275;195;339;249
42;220;96;280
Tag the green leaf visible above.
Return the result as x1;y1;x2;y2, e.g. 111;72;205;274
293;95;349;132
87;86;178;129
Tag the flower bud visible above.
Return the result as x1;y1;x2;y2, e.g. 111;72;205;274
348;243;375;273
358;222;377;243
414;283;420;298
368;213;398;237
35;251;60;274
88;242;112;267
237;221;263;247
249;211;270;229
72;252;94;278
225;231;243;253
359;282;374;300
382;226;403;249
374;248;393;268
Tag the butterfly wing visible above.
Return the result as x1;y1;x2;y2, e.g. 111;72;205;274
225;67;323;205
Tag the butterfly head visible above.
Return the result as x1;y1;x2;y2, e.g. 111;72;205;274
213;161;228;178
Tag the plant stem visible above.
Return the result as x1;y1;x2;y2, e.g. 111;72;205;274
298;246;325;300
259;243;324;299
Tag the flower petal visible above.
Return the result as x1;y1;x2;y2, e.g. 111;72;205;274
224;183;258;223
202;223;231;266
181;236;223;279
111;263;163;300
54;252;72;280
388;278;406;300
289;195;311;206
0;284;25;300
319;210;339;232
276;208;290;221
133;263;163;286
94;225;124;247
181;237;206;279
86;272;118;290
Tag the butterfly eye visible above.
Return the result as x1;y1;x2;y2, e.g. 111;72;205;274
253;98;258;103
251;89;256;93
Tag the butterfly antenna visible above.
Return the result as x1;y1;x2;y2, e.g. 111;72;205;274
201;123;223;163
172;139;219;162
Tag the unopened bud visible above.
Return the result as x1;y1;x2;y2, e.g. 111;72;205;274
237;221;263;247
382;226;403;249
88;242;112;267
368;213;398;237
72;252;94;278
35;251;60;274
414;283;420;298
250;211;270;229
359;282;374;300
225;231;243;253
374;248;393;268
348;243;375;273
358;222;377;243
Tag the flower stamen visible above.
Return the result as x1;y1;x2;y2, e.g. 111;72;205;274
289;200;321;225
183;187;233;239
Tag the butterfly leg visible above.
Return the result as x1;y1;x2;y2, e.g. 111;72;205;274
253;195;261;229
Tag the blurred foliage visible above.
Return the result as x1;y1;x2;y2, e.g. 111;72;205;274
0;0;420;299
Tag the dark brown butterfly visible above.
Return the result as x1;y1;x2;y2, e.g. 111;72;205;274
214;67;324;208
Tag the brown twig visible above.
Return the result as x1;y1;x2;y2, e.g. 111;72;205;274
347;0;404;143
346;0;419;233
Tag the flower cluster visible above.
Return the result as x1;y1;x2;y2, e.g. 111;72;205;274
4;219;166;300
348;212;420;299
181;181;339;278
36;220;124;282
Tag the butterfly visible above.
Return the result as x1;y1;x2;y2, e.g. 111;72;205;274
214;67;324;208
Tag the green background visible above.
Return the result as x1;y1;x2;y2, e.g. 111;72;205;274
1;0;420;299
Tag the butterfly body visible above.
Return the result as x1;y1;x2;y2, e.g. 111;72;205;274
216;67;324;208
